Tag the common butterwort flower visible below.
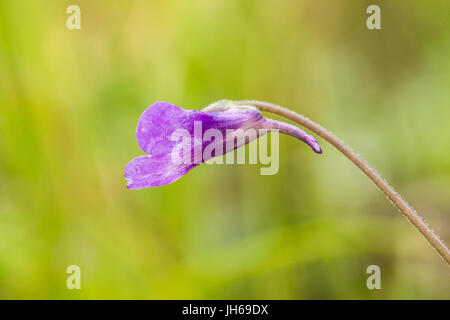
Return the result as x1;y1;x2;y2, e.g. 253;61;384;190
124;100;322;189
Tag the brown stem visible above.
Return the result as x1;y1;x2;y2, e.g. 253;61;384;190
236;99;450;265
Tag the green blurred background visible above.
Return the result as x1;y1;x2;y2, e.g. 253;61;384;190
0;0;449;299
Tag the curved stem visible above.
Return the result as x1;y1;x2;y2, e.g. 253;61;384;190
235;99;450;265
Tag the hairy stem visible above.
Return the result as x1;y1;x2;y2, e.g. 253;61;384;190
236;99;450;264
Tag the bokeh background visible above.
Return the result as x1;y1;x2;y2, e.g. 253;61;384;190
0;0;449;299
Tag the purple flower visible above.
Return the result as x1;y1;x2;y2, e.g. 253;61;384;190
124;101;322;189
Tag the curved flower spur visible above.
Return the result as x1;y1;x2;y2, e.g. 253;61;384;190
125;99;450;264
124;100;321;189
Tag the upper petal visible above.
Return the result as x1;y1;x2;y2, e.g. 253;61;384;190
136;102;189;155
136;101;265;156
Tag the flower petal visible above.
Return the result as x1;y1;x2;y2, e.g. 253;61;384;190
136;102;187;155
136;101;265;156
124;154;197;189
